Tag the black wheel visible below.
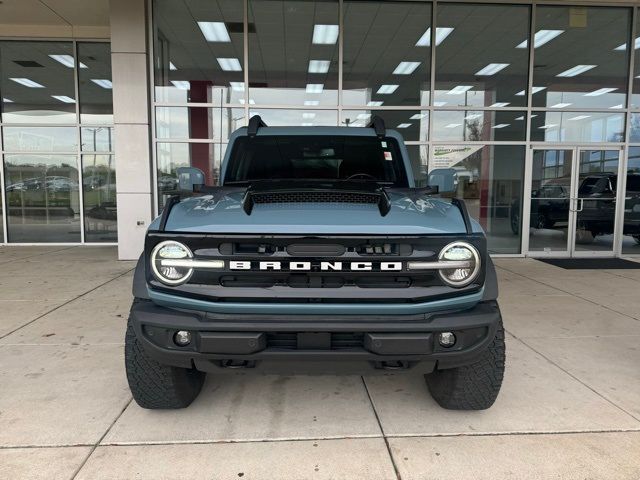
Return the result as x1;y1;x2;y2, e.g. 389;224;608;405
125;309;205;409
425;319;505;410
633;235;640;245
535;213;548;229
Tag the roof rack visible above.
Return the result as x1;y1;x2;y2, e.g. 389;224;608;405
366;115;386;138
247;115;267;137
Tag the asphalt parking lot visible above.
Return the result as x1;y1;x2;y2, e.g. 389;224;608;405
1;246;640;479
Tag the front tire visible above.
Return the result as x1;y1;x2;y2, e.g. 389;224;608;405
425;320;505;410
125;315;205;409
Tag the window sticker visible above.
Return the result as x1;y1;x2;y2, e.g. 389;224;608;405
381;141;387;148
384;151;393;161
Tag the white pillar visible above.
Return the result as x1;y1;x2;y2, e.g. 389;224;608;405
110;0;153;260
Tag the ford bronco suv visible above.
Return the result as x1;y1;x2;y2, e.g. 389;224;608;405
125;116;505;410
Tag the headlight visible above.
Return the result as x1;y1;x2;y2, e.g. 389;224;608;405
150;240;194;285
437;241;481;287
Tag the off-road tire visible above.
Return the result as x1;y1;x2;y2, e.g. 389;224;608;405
425;320;505;410
125;315;205;409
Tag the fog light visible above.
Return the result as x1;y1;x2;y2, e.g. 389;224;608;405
174;330;192;346
438;332;456;348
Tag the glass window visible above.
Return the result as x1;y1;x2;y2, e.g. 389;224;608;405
431;145;525;254
530;112;625;143
81;127;114;152
2;127;78;152
434;4;530;108
343;1;430;107
531;6;630;109
155;107;245;141
248;0;339;106
82;154;117;242
4;154;81;242
78;43;113;124
622;146;640;253
224;135;409;186
153;0;244;103
249;108;338;127
157;143;224;209
0;41;77;124
406;144;429;187
341;110;428;141
432;111;526;142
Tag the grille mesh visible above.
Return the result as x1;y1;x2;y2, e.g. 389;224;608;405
252;191;380;205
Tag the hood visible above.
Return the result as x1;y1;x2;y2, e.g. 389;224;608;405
159;185;473;235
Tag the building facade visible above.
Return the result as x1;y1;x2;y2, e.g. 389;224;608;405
1;0;640;260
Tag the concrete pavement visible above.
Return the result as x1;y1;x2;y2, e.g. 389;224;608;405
1;246;640;479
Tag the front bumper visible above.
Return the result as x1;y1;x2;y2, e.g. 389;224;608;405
130;299;502;374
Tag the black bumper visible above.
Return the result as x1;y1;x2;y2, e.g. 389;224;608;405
129;300;502;374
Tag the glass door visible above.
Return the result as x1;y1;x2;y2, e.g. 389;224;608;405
526;148;623;257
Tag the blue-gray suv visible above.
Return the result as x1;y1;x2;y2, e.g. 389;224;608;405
125;116;505;410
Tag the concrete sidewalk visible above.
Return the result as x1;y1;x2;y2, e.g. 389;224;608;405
1;246;640;479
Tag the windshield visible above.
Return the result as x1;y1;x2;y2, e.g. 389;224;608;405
223;135;409;186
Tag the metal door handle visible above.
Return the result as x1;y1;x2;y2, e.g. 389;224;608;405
576;198;584;212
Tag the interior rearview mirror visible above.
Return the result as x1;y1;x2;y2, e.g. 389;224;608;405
176;167;205;193
427;168;458;195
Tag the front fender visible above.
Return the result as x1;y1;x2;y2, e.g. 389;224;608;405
132;254;150;299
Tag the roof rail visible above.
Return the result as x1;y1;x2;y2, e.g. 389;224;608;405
247;115;267;137
366;115;386;138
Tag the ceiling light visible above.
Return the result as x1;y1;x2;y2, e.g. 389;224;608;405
306;83;324;93
515;116;525;120
171;80;190;90
447;85;473;95
230;82;245;91
614;37;640;51
445;123;462;128
539;124;558;129
91;79;112;89
550;103;572;108
49;54;87;69
302;112;316;119
312;24;339;44
377;84;399;94
304;100;320;106
415;27;454;47
568;115;591;121
51;95;75;103
516;86;546;96
3;97;13;103
464;114;482;120
239;98;255;104
308;60;330;73
169;62;177;71
610;104;624;109
584;87;617;97
198;21;231;42
302;123;313;127
367;101;383;106
475;63;509;76
10;78;44;88
356;113;371;120
393;61;421;75
433;101;447;107
410;113;427;120
556;65;596;77
492;124;509;129
516;29;564;49
531;114;538;118
490;102;510;107
397;123;411;128
217;58;242;71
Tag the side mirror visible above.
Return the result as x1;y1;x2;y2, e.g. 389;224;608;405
427;168;458;194
176;167;205;194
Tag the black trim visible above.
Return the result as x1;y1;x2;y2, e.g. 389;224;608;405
452;198;473;234
366;115;386;138
247;115;267;137
159;195;180;231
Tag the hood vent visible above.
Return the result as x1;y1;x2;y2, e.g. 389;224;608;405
252;191;380;205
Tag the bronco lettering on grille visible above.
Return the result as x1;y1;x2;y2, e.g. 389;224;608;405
229;261;402;271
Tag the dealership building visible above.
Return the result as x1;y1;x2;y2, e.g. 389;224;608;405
0;0;640;260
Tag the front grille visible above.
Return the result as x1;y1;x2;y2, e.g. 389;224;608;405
251;191;380;205
266;332;364;350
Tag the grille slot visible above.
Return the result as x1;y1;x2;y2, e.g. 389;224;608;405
251;191;380;205
266;332;364;350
